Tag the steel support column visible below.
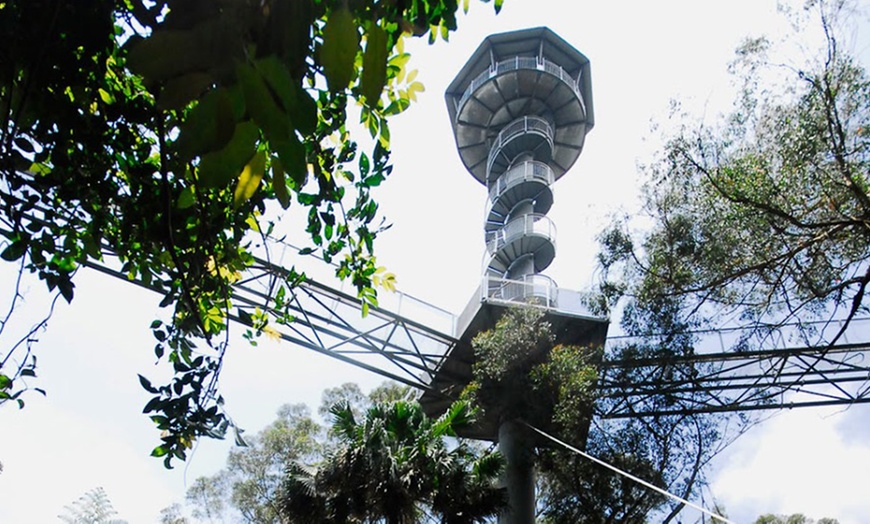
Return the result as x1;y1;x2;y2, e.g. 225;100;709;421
498;418;536;524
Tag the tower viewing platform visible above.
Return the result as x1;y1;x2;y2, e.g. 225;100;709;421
420;27;608;442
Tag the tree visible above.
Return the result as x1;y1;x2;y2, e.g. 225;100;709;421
159;504;191;524
463;307;740;523
280;399;505;524
581;1;868;520
0;0;505;465
182;382;498;523
185;403;322;523
595;0;870;351
58;487;128;524
755;514;839;524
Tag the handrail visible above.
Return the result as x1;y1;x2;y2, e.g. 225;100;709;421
487;160;554;202
486;116;553;180
455;55;585;120
485;213;556;256
482;273;558;307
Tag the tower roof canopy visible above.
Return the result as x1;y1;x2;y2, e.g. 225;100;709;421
445;26;594;129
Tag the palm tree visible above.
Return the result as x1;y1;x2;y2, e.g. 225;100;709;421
279;399;505;524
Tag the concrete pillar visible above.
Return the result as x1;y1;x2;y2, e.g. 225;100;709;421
498;419;536;524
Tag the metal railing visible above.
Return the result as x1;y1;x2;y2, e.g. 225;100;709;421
487;160;554;203
455;55;585;119
486;116;554;179
485;213;556;256
484;273;558;307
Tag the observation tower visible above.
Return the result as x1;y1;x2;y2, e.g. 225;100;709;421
420;27;609;523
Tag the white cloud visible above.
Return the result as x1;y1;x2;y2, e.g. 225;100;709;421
713;408;870;523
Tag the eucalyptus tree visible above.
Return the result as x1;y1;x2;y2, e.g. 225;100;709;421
595;0;870;350
0;0;505;465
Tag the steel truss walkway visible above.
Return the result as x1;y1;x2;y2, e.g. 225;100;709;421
84;247;870;418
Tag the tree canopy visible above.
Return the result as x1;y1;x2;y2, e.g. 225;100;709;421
586;1;867;519
0;0;503;465
180;382;505;524
596;0;870;349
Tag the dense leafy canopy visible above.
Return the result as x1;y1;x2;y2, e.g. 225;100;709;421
466;308;732;523
0;0;503;465
181;382;504;523
281;399;505;524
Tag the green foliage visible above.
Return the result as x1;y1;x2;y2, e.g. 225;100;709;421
754;514;839;524
185;403;321;523
595;0;870;348
581;3;867;522
0;0;505;465
280;398;506;524
465;307;598;429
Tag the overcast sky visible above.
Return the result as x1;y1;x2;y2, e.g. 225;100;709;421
2;1;870;523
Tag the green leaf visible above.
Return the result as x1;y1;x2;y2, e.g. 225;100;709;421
1;239;26;261
237;62;290;141
272;134;307;188
151;445;169;457
361;24;388;106
0;375;11;390
177;186;195;209
158;72;214;111
175;87;236;160
494;0;504;13
126;31;192;82
272;158;291;209
255;57;318;136
58;278;74;303
233;151;266;208
321;7;359;93
198;121;259;188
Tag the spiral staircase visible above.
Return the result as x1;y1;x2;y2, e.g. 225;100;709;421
445;27;594;309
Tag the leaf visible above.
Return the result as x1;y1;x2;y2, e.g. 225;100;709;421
237;62;290;141
255;57;318;136
262;325;281;341
198;121;260;188
268;0;313;79
272;158;291;209
272;134;307;188
407;81;425;102
494;0;504;13
138;374;158;394
175;87;236;160
126;31;192;82
158;72;214;111
361;24;388;105
177;186;195;209
57;278;74;303
321;7;359;93
1;239;26;261
234;151;266;207
151;445;169;457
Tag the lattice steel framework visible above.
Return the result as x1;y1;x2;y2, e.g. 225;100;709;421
84;252;870;418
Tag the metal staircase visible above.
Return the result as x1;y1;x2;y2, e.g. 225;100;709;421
446;27;594;309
